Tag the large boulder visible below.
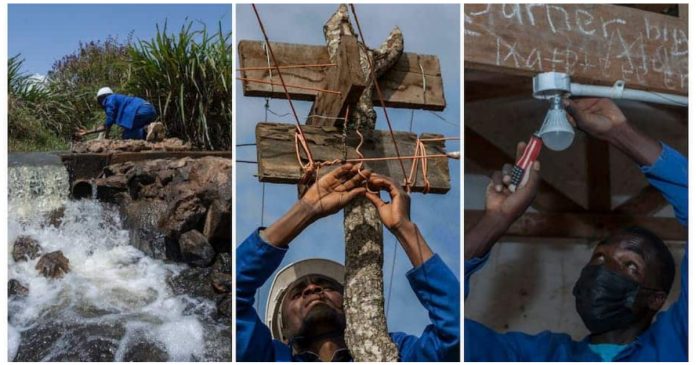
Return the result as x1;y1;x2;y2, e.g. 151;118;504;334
90;157;231;262
35;251;70;278
179;230;215;267
12;235;42;262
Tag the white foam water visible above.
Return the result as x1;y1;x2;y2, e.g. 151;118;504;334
8;160;229;361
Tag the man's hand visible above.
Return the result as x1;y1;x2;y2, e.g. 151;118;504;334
364;174;411;231
566;97;661;166
465;142;541;260
261;163;368;247
565;98;627;141
365;173;434;267
485;141;541;226
300;163;369;221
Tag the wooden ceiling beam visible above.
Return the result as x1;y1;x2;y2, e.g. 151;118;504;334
464;4;688;95
465;210;687;241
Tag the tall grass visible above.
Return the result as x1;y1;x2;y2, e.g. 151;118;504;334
128;21;232;150
8;55;72;151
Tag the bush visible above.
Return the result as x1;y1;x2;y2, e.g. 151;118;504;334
128;21;232;150
9;21;232;151
8;55;70;151
47;36;132;138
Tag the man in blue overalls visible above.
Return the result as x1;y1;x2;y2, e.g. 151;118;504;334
465;98;687;361
76;87;163;141
236;165;460;361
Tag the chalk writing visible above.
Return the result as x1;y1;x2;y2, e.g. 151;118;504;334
464;4;688;92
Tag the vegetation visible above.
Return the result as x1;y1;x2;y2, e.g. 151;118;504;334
129;21;232;150
8;21;231;152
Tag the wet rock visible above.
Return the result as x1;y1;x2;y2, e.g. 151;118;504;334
8;279;28;297
36;251;70;278
180;230;215;267
217;293;232;318
92;157;231;263
14;322;64;361
43;207;65;228
71;138;191;153
12;235;42;262
168;267;217;301
123;339;169;362
45;323;124;362
212;253;231;274
210;272;231;294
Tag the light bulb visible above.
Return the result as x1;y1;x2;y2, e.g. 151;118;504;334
538;96;574;151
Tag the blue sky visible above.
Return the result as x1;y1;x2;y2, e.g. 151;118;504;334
235;4;461;337
8;4;231;75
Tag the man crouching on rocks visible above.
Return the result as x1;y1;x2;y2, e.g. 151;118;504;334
236;164;460;361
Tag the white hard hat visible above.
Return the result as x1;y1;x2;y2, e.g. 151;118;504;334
265;258;344;342
96;87;113;98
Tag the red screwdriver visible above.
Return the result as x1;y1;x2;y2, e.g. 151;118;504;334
509;133;543;192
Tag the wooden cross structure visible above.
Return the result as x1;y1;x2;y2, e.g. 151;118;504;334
464;4;687;242
238;28;451;192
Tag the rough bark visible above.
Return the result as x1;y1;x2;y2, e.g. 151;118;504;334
325;4;403;362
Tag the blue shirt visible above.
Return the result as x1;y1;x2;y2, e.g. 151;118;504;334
236;229;460;361
465;143;688;362
589;343;628;361
102;93;147;130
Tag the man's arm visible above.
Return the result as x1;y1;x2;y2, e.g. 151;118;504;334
465;142;541;260
464;142;541;299
365;175;459;361
235;230;288;361
567;97;687;340
235;164;369;361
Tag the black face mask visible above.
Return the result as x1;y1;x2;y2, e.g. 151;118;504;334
572;264;645;334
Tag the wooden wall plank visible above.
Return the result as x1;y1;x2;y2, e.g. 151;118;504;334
464;4;688;95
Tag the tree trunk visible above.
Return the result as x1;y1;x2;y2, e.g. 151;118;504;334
343;197;398;361
323;4;404;361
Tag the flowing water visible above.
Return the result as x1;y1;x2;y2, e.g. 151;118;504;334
8;153;230;361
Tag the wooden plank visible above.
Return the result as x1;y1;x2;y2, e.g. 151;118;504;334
238;40;446;110
586;138;611;211
464;126;584;212
307;36;366;127
464;210;687;241
678;4;688;21
464;4;688;95
614;185;667;215
256;122;450;193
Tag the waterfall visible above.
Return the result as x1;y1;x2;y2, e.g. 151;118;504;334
8;153;230;361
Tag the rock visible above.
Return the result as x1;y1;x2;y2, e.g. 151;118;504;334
71;138;191;153
123;339;168;362
43;207;65;228
8;279;28;297
203;199;231;244
179;230;215;267
12;235;42;262
15;322;125;361
212;253;231;274
217;293;232;318
88;156;231;263
168;267;217;301
36;251;70;278
210;272;231;294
